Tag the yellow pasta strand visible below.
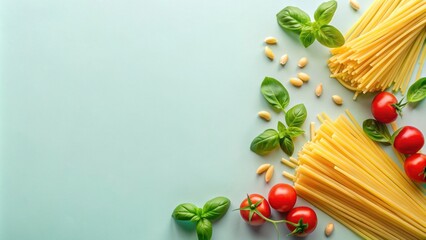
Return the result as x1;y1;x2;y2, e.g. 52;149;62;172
292;112;426;240
329;0;426;96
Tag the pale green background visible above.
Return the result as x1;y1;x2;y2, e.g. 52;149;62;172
1;0;424;239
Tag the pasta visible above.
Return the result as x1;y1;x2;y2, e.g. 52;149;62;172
328;0;426;97
291;111;426;240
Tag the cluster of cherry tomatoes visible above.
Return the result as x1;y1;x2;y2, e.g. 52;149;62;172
371;92;425;183
238;183;317;237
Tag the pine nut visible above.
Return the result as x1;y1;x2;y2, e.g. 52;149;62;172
325;223;334;237
280;54;289;66
258;111;271;121
332;95;343;105
264;46;274;60
315;83;323;97
298;57;308;68
297;72;310;82
256;164;271;174
265;165;274;183
290;77;304;87
264;36;277;44
350;0;360;10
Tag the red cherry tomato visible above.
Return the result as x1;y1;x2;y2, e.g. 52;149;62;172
286;206;317;237
404;153;426;183
268;183;297;213
393;126;424;154
239;194;271;226
371;92;399;123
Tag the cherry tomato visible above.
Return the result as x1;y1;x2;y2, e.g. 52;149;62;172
239;194;271;226
268;183;297;213
393;126;424;154
371;92;399;123
286;206;317;237
404;153;426;183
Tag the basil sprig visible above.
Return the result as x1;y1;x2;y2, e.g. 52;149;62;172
172;197;230;240
363;119;392;144
251;77;307;156
276;0;345;48
407;77;426;103
261;76;290;111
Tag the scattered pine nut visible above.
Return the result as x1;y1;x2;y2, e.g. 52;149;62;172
315;83;323;97
350;0;360;11
297;72;310;82
390;121;398;131
258;110;271;121
290;77;304;87
256;163;271;174
264;36;278;44
298;57;308;68
264;46;274;60
281;158;297;168
282;171;295;182
325;223;334;237
265;165;274;183
332;95;343;105
280;54;289;66
310;122;315;141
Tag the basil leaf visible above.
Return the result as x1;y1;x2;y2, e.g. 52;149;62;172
201;197;230;221
314;0;337;25
314;25;345;48
276;6;311;34
261;77;290;111
362;119;391;144
285;104;307;127
300;26;316;48
286;127;305;137
391;127;403;145
250;129;279;155
407;77;426;103
277;121;286;139
280;135;294;156
172;203;200;222
196;218;212;240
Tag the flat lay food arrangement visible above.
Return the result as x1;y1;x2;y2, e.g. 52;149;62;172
172;0;426;239
1;0;425;239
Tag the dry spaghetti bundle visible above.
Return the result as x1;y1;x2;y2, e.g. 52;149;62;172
328;0;426;96
292;112;426;240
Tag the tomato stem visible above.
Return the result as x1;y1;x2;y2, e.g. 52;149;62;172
392;97;408;116
238;195;308;239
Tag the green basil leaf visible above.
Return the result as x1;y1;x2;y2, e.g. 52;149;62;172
390;127;403;145
276;6;311;34
314;0;337;25
314;25;345;48
201;197;230;221
285;104;307;127
172;203;200;222
300;26;316;48
196;218;212;240
250;129;279;155
277;121;286;139
280;135;294;156
407;77;426;103
286;127;305;137
362;119;391;144
261;77;290;111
